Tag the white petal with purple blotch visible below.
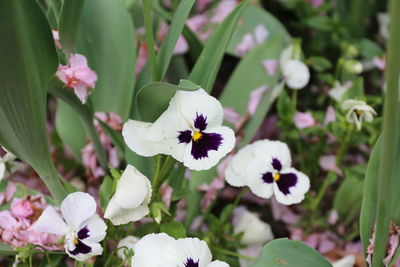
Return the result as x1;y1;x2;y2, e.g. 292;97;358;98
176;237;212;267
65;239;103;262
273;168;310;205
60;192;96;231
79;214;107;243
253;140;292;171
245;159;274;199
182;126;235;171
207;261;230;267
31;206;68;236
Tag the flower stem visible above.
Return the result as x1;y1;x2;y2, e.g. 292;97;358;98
143;0;159;81
49;86;108;171
372;0;400;265
214;247;257;261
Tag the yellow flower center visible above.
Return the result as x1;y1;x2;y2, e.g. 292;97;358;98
355;109;364;116
192;131;203;142
273;173;281;181
73;237;79;245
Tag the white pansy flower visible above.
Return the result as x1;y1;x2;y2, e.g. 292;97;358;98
225;140;310;205
131;233;229;267
104;165;152;225
123;89;235;171
117;235;139;262
233;207;274;245
0;148;16;181
342;99;377;130
279;45;310;90
32;192;107;261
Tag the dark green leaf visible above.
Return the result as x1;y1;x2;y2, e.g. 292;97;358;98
99;175;114;211
0;242;16;256
160;221;187;239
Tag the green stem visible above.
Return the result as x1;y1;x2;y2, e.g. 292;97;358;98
152;156;176;201
49;87;108;171
143;0;159;81
214;247;257;261
372;0;400;266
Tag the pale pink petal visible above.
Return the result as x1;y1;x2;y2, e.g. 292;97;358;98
319;155;343;176
223;107;242;124
211;0;238;23
254;24;269;44
304;234;319;248
51;30;62;49
174;36;189;55
247;85;269;115
69;54;88;69
324;106;336;125
372;56;386;70
262;59;278;76
74;85;90;104
308;0;324;7
0;211;18;230
11;199;34;218
293;112;316;129
187;15;208;33
236;33;255;57
327;210;339;225
196;0;212;12
135;43;148;77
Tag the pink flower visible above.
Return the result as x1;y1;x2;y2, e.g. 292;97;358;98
211;0;238;23
307;0;324;8
327;210;339;225
324;106;336;125
51;30;62;49
372;56;386;71
247;85;269;115
56;54;97;104
293;112;316;129
196;0;212;12
319;155;343;176
254;24;269;44
262;59;278;76
270;199;300;224
160;183;173;208
236;33;255;57
11;199;34;218
135;43;148;77
186;15;211;41
82;112;122;178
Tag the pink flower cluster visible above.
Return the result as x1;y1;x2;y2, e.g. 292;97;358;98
0;183;61;249
56;54;97;104
82;112;122;179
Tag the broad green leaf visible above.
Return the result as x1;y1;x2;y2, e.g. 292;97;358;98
251;238;332;267
226;5;290;56
0;0;66;202
160;221;186;239
157;0;195;80
359;137;381;253
358;39;384;60
188;1;248;92
58;0;85;55
0;242;16;256
76;0;136;119
55;100;86;157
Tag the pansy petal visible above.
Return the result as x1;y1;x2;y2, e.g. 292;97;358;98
114;165;150;209
123;120;169;157
273;168;310;205
31;206;68;236
131;233;183;267
79;214;107;243
104;196;150;225
225;143;257;187
207;260;230;267
177;237;212;266
253;140;292;170
183;126;235;171
246;159;274;199
178;89;224;129
60;192;97;231
66;240;103;262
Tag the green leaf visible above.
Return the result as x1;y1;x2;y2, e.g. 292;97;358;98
157;0;195;80
160;221;187;239
341;77;365;101
359;137;381;253
76;0;136;119
99;175;114;211
251;238;332;267
358;39;384;60
0;242;16;256
188;1;248;92
55;100;86;157
0;0;66;202
306;16;332;32
307;56;332;72
226;5;290;56
58;0;85;55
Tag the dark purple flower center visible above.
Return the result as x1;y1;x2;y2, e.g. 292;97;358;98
262;158;297;195
68;226;92;255
177;113;223;160
184;258;199;267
